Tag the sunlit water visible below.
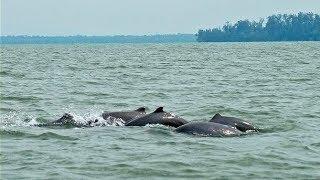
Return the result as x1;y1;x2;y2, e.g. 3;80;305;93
1;42;320;179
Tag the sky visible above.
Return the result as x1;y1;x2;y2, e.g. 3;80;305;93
1;0;320;36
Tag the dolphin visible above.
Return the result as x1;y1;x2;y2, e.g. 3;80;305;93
37;113;83;127
39;112;124;127
174;122;242;137
102;107;147;123
125;107;188;128
209;113;257;132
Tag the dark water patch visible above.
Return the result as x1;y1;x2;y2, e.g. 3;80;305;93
249;109;281;116
248;94;279;99
1;95;41;102
310;142;320;147
148;160;191;168
216;107;251;117
0;129;78;140
119;168;175;178
288;78;312;82
257;122;298;133
108;144;122;150
196;105;226;116
38;123;69;130
132;64;145;69
103;65;116;69
87;92;111;97
0;70;26;78
70;90;90;96
144;126;174;137
0;129;32;138
118;65;127;68
181;168;204;174
110;102;129;107
117;134;150;143
31;132;79;140
155;140;177;146
0;107;17;112
0;71;9;76
302;145;319;154
297;60;310;64
66;66;82;71
15;149;46;158
110;163;133;168
300;113;320;119
82;80;104;85
77;99;108;105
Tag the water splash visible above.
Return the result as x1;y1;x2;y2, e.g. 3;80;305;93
0;110;126;128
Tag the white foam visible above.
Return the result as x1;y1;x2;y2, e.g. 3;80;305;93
0;108;126;128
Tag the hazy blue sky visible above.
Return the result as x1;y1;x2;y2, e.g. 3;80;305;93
1;0;320;35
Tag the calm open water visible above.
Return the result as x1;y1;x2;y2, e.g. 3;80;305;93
1;42;320;179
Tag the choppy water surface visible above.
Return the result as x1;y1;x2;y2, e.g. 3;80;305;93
1;42;320;179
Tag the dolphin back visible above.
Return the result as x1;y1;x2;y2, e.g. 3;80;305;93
209;113;257;132
175;122;242;137
102;107;147;122
125;107;188;128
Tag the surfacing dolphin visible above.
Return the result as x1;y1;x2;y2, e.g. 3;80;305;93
102;107;147;123
125;107;188;128
38;113;84;128
174;122;242;137
209;113;257;132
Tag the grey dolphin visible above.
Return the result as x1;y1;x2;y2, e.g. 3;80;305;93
209;113;257;132
174;122;242;137
38;113;83;127
102;107;147;123
125;107;188;128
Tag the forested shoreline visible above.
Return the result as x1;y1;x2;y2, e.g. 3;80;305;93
2;12;319;44
197;12;320;42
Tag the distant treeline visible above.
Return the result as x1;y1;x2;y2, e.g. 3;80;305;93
0;34;196;44
197;12;320;42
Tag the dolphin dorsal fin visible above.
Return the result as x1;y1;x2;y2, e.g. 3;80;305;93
211;113;222;120
62;113;73;119
136;107;146;112
153;107;164;113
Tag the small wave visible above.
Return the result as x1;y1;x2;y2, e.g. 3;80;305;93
0;129;31;138
1;95;41;102
142;92;169;98
31;132;78;140
0;129;77;140
0;70;26;78
256;123;298;134
288;78;312;82
144;125;174;136
82;81;104;85
310;142;320;147
0;107;17;112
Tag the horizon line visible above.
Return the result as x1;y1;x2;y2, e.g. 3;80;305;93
0;33;196;37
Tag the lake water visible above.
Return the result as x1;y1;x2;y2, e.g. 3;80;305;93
1;42;320;179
